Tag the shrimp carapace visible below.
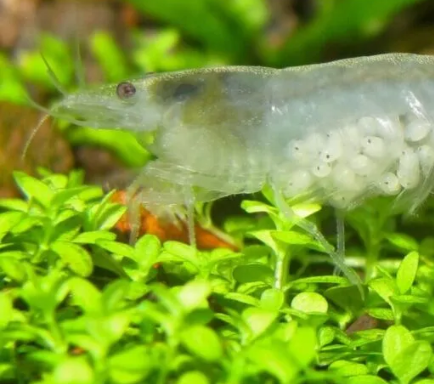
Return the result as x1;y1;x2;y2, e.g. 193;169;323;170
47;53;434;292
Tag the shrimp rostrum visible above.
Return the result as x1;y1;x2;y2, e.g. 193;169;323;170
49;53;434;289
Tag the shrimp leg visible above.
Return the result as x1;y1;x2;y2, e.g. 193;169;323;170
270;182;364;297
334;210;346;276
126;160;237;246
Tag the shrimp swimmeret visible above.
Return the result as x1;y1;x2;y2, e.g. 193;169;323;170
48;53;434;291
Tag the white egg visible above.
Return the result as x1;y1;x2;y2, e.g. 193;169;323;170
305;132;325;156
397;149;420;189
377;172;401;195
312;162;331;178
404;120;431;142
328;192;357;209
285;170;313;196
417;145;434;176
361;136;385;158
319;131;343;163
332;164;359;190
349;154;373;176
358;116;382;136
287;140;311;165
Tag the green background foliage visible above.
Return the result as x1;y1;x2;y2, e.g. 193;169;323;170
2;0;434;383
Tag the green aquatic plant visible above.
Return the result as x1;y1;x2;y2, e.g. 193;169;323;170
0;171;433;383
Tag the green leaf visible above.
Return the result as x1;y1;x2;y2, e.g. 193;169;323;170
20;33;74;88
90;32;129;82
288;326;317;367
367;308;394;321
291;292;328;314
386;233;419;252
225;292;260;307
242;307;277;339
271;230;317;245
290;275;349;286
51;216;82;242
241;200;277;215
96;240;135;259
108;346;151;384
369;277;397;306
276;0;424;66
0;211;25;240
0;198;28;211
52;357;94;384
247;341;298;383
68;278;102;314
391;295;428;304
164;241;197;260
13;171;54;208
51;241;93;277
73;230;116;244
181;325;222;362
388;341;432;384
329;360;369;377
0;292;13;329
177;371;209;384
260;289;284;311
50;186;94;209
383;325;414;367
233;263;274;284
127;0;248;60
67;128;150;168
92;201;127;231
43;173;69;189
101;280;130;312
0;257;27;282
346;376;388;384
318;326;335;347
176;280;211;311
134;234;161;271
396;251;419;294
91;248;129;278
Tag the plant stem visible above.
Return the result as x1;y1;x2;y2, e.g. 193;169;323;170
274;249;290;290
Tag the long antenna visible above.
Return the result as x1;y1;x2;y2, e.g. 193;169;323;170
21;113;50;162
40;52;67;96
72;1;86;90
74;36;86;89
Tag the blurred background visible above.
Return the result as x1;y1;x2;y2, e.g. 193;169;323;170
0;0;433;198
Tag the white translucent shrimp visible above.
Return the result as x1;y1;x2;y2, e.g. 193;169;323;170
48;53;434;293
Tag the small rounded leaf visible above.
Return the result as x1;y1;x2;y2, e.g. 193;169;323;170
388;341;432;384
51;241;93;277
346;375;388;384
291;292;328;314
177;371;209;384
177;280;211;311
260;288;284;310
396;251;419;294
383;325;414;367
0;293;13;329
181;325;222;362
52;358;94;384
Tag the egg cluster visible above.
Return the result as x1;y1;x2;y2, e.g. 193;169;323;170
282;115;434;208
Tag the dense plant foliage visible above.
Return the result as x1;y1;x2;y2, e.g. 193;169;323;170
1;0;434;383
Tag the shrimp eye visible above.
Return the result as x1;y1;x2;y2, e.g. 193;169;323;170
173;83;199;101
116;82;136;99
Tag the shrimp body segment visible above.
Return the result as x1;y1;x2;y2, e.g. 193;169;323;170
50;53;434;213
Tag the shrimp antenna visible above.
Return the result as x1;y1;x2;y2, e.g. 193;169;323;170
40;52;67;96
72;2;86;90
25;95;51;115
73;36;86;89
21;113;50;162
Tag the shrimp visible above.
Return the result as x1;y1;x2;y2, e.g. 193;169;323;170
47;53;434;292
